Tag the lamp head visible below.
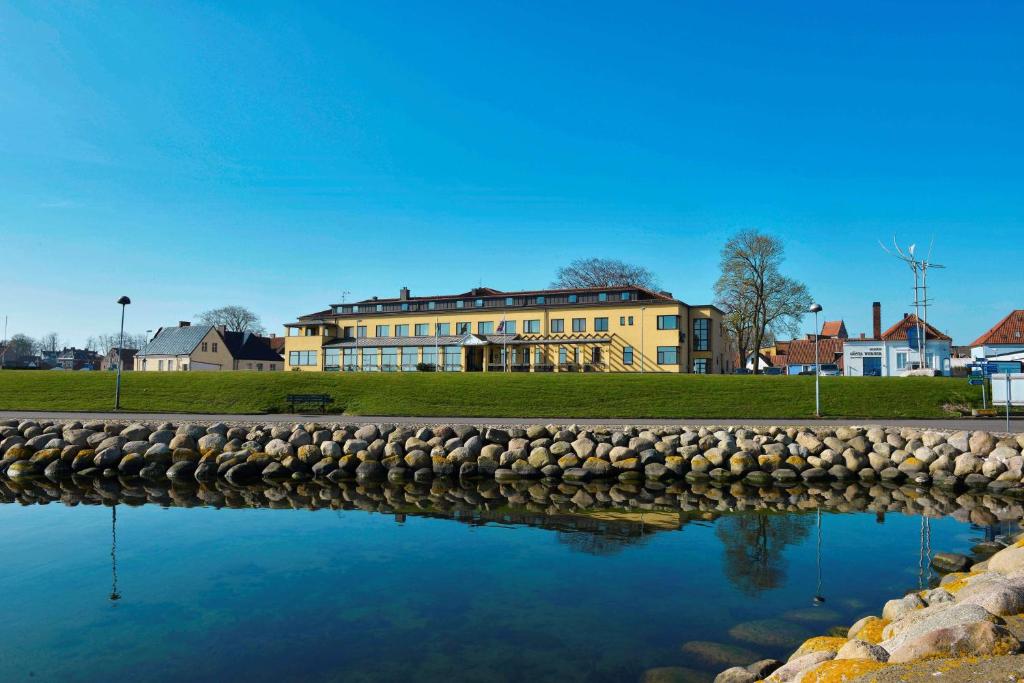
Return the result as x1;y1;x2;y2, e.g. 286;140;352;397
808;303;822;313
117;296;131;306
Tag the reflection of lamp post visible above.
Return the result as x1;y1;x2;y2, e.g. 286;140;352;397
109;504;121;603
114;296;131;410
809;303;822;417
813;507;825;605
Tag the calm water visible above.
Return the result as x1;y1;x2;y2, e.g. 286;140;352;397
0;479;1015;683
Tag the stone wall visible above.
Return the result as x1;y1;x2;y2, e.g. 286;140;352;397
1;418;1023;493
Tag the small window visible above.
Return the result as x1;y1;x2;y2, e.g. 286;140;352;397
619;316;625;326
502;320;516;334
524;320;540;333
505;297;514;306
270;364;276;370
376;304;383;312
477;321;494;334
628;316;634;325
598;292;607;302
247;362;253;369
436;322;451;336
620;292;630;301
657;315;679;330
428;301;436;310
693;359;708;374
657;346;679;365
456;322;471;334
212;342;218;352
201;342;208;352
456;300;465;309
559;347;567;364
623;346;634;365
572;318;586;332
376;325;390;337
550;319;564;333
595;317;608;332
401;302;410;311
536;295;546;304
357;326;367;338
568;294;578;303
395;325;409;337
414;323;429;336
534;348;544;365
474;299;483;307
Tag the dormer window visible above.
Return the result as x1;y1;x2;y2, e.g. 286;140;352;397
376;304;383;312
568;294;578;303
475;299;483;307
428;301;436;310
598;292;608;302
505;297;514;306
536;295;545;304
401;303;410;311
456;300;464;309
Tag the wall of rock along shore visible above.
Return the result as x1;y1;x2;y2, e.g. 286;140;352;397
2;418;1024;493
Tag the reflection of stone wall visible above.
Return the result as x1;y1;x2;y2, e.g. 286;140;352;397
2;418;1023;494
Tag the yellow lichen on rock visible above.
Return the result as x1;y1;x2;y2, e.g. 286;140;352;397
795;659;888;682
791;636;849;659
851;617;889;644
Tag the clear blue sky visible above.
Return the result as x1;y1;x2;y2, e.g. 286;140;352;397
1;1;1021;347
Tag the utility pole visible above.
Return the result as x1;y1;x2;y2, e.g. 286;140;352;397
881;237;944;371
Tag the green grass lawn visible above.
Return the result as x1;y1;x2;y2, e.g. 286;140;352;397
0;370;983;418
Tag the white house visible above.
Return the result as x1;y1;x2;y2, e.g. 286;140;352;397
970;310;1024;360
843;305;952;377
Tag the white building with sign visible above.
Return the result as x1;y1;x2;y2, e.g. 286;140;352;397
842;309;952;377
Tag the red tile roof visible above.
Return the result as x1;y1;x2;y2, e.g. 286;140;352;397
881;314;951;342
970;310;1024;347
770;338;845;369
820;320;847;338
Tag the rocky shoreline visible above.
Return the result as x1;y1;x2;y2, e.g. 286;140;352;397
1;419;1024;491
713;540;1024;683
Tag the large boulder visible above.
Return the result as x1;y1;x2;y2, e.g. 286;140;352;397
197;433;227;455
887;621;1020;663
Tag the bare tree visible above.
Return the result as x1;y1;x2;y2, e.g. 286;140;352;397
1;333;36;364
551;258;660;290
714;231;811;374
86;332;150;353
35;332;63;355
196;305;266;334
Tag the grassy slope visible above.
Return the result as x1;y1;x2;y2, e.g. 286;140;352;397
0;370;981;418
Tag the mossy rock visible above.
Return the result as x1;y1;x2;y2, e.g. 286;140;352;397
797;659;886;682
6;460;38;479
730;618;813;648
171;448;198;463
28;449;61;467
679;640;759;667
5;445;32;461
789;636;848;659
118;453;145;475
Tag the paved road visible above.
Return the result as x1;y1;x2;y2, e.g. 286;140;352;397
1;410;1021;432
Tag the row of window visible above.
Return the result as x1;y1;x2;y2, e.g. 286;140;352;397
293;345;688;369
199;341;219;353
323;314;700;339
332;291;640;315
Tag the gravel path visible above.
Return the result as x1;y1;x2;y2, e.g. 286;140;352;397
1;410;1021;432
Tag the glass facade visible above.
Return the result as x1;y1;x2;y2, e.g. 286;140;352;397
381;347;398;371
443;346;461;371
402;348;418;371
692;318;709;351
324;348;340;371
421;347;438;369
343;349;357;371
361;348;379;371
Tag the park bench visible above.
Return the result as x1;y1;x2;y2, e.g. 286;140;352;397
286;393;333;414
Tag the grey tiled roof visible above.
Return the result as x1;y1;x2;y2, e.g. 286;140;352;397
138;325;213;356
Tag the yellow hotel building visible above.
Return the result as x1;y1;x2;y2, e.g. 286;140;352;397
284;286;731;374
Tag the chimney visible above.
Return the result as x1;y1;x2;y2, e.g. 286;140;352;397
872;302;881;339
179;321;191;327
399;287;410;301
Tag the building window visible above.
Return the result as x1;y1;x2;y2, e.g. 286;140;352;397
201;342;208;352
896;352;907;369
628;316;634;325
474;299;483;308
478;321;494;334
620;292;631;301
619;316;625;326
572;318;586;332
443;346;461;371
536;295;546;304
376;325;390;337
401;303;410;311
414;323;429;336
657;346;679;365
657;315;679;330
456;300;465;309
212;342;218;352
395;324;409;337
168;360;175;371
505;297;514;306
256;363;263;371
402;348;419;371
158;360;164;371
436;322;451;336
693;358;708;374
534;348;544;365
342;349;357;371
357;326;367;338
289;350;318;366
421;347;437;369
524;320;540;333
623;346;634;365
592;348;602;364
381;348;398;371
361;348;379;371
559;347;567;364
594;317;608;332
324;348;340;371
692;318;709;351
568;294;578;303
572;347;580;364
456;322;471;334
270;364;276;371
598;292;608;302
500;320;516;334
550;319;564;333
427;301;436;311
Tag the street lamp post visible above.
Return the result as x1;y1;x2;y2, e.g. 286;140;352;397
809;303;822;417
114;296;131;410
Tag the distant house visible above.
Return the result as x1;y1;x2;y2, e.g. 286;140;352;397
750;319;847;374
843;302;951;376
56;347;101;370
970;310;1024;360
100;347;138;371
135;322;283;371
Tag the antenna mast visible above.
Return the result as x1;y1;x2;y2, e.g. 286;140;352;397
880;237;944;370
